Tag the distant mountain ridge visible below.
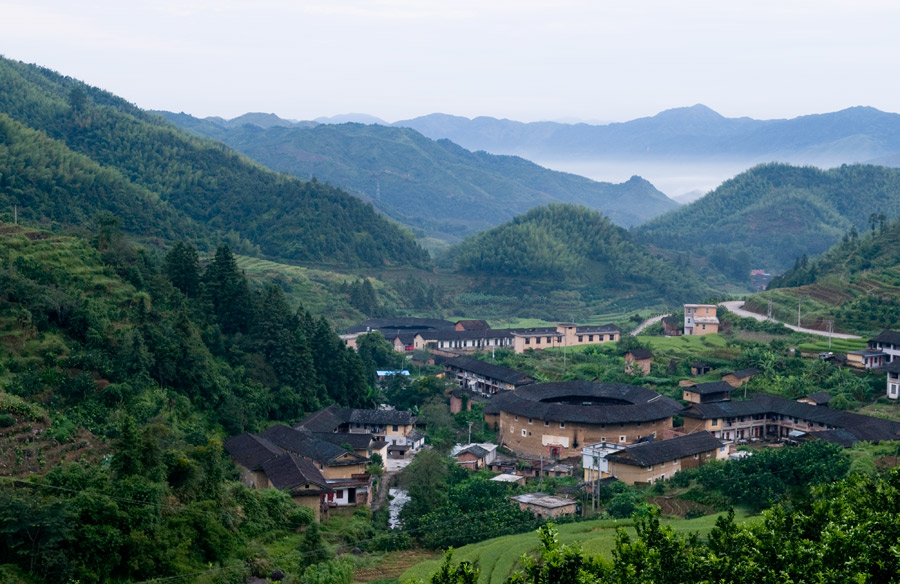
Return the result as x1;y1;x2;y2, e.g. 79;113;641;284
158;112;680;243
392;105;900;167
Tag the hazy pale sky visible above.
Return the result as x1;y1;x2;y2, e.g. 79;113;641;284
2;0;898;123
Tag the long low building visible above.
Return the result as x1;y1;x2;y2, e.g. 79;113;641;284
682;393;900;444
583;432;727;484
443;355;535;397
484;381;682;459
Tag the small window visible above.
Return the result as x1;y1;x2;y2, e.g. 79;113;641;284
392;425;398;432
528;418;533;424
647;465;653;471
525;338;531;345
601;436;607;442
521;429;527;437
544;420;550;426
693;453;699;459
514;415;518;421
619;435;626;442
578;335;583;342
559;422;566;429
536;337;541;345
510;426;514;433
589;335;594;341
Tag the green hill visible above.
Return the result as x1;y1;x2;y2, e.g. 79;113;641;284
158;112;679;243
0;56;428;268
447;204;709;307
636;163;900;279
745;216;900;335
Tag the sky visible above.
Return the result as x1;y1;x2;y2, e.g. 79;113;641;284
2;0;899;124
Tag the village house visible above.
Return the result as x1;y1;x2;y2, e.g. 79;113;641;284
690;361;711;376
683;304;719;336
223;432;333;521
258;424;373;507
721;368;759;388
847;349;887;370
455;319;490;332
510;493;578;518
511;323;621;354
341;317;457;352
796;391;832;407
490;473;527;486
419;329;515;353
310;431;388;462
483;381;682;459
443;355;535;398
681;393;900;444
662;315;683;336
868;330;900;363
883;360;900;400
682;381;733;404
583;432;726;484
624;348;653;376
451;442;498;470
297;404;422;451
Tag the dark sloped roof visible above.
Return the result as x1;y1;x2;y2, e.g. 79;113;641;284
456;319;489;331
260;424;368;466
223;433;281;471
607;431;723;467
626;349;654;360
691;361;710;368
688;381;734;395
882;360;900;373
510;327;560;337
683;394;900;435
262;453;330;492
348;409;414;425
576;325;620;334
871;330;900;346
312;432;378;450
486;382;681;424
457;445;490;459
346;317;456;334
805;424;900;447
802;391;832;405
445;356;533;385
424;329;513;341
407;429;426;442
725;368;759;379
296;404;346;433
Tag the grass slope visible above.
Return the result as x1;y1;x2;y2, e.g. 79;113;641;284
398;511;749;584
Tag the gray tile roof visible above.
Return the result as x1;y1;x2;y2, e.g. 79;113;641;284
445;356;534;385
484;382;681;424
260;424;368;466
871;330;900;346
627;349;654;360
725;368;760;379
607;431;723;467
688;381;734;395
261;453;330;492
346;317;456;334
223;433;281;471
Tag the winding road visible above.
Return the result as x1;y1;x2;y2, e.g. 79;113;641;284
630;302;861;340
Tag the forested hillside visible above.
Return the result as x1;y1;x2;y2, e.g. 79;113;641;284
636;163;900;278
158;112;679;243
0;224;380;581
745;215;900;334
448;204;708;305
0;57;428;268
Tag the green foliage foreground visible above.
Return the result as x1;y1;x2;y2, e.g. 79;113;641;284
419;467;900;584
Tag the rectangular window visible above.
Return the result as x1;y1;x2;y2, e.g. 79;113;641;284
589;335;594;341
525;338;531;345
528;418;533;424
693;453;699;459
521;429;527;437
392;425;398;432
514;415;518;421
647;465;653;471
544;420;550;426
578;335;583;342
559;422;566;429
601;436;606;442
619;435;626;442
536;337;541;344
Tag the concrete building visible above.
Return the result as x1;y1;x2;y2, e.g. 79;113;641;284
510;493;578;518
683;304;719;336
583;432;726;484
682;381;733;404
511;324;620;354
443;355;534;397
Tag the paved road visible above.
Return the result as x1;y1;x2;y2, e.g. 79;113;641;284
719;300;861;339
630;313;669;336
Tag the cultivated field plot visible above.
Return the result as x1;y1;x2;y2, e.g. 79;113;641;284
398;511;749;584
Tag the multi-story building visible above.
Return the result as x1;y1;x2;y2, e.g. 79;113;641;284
683;304;719;336
583;432;726;484
511;324;620;354
443;355;534;397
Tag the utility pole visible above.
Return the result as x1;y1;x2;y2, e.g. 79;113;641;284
797;296;802;328
767;299;773;321
827;320;834;350
467;421;473;445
